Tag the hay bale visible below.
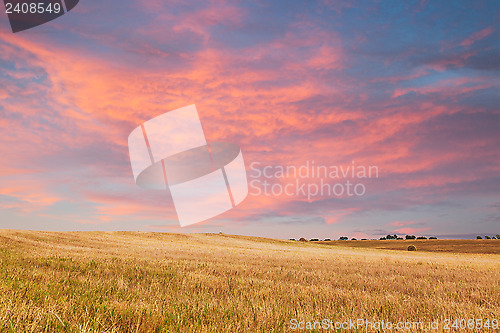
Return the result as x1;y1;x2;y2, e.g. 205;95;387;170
299;237;307;242
407;244;417;251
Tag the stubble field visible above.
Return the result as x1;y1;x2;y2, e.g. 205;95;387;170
0;230;498;332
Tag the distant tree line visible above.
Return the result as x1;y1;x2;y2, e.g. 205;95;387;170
476;235;500;239
378;234;437;240
289;234;499;242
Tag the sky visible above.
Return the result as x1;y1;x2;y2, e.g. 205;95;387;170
0;0;499;239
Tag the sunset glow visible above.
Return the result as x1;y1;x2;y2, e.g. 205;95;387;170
0;0;498;239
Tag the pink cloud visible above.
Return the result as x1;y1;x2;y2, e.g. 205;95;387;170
372;68;429;84
388;220;420;227
392;76;494;98
393;227;431;235
460;27;494;47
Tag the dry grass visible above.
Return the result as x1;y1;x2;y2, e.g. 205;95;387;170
316;239;500;254
0;230;498;332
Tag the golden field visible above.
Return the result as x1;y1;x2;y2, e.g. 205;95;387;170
317;239;500;254
0;230;498;332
